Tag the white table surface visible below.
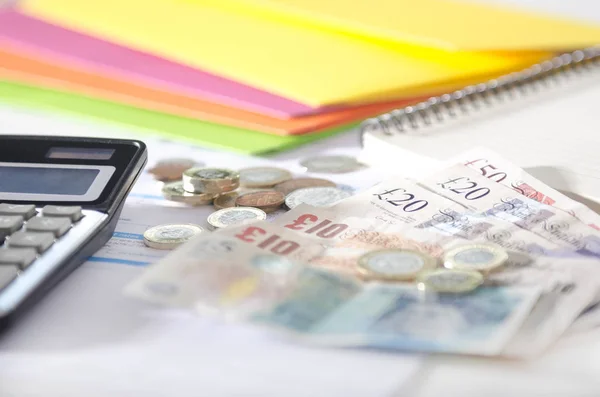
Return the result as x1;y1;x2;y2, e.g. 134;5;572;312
1;1;600;396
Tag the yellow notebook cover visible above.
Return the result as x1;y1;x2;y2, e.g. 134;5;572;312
205;0;600;51
21;0;547;106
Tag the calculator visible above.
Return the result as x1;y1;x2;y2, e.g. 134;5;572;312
0;135;147;331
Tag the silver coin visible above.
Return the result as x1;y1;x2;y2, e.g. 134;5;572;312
239;167;292;188
143;224;204;250
358;249;436;281
300;155;364;174
443;244;508;272
416;269;483;294
207;207;267;229
285;187;351;209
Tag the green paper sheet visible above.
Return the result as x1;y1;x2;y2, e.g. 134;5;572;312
0;80;353;154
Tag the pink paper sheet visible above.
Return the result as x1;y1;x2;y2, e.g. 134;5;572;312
0;9;322;118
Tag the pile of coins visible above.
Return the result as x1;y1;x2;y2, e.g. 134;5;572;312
150;157;356;231
357;243;509;294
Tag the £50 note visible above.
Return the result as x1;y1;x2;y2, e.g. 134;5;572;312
419;164;600;259
452;147;600;230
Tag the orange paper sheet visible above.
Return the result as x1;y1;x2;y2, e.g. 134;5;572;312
0;46;426;135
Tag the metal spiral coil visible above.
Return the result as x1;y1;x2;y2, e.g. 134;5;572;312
360;47;600;138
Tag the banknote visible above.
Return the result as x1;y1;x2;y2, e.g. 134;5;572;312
331;177;469;230
125;221;325;318
253;273;541;356
274;204;452;277
276;196;600;357
452;147;600;229
418;164;600;258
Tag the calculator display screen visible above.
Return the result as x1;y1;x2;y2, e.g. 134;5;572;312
0;167;100;195
0;163;116;202
47;147;115;160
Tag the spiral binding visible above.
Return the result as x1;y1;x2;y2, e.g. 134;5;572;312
360;47;600;139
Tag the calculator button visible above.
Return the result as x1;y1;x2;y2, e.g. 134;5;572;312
26;217;71;237
0;266;18;291
8;232;55;253
0;248;37;269
42;205;83;222
0;216;24;234
0;204;37;220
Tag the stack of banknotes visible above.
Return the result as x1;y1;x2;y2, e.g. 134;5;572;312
126;147;600;359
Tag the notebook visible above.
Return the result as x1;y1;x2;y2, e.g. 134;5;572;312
20;0;548;106
359;48;600;204
0;10;317;119
212;0;600;51
0;45;422;135
0;80;351;154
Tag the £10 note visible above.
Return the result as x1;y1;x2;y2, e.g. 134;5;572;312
125;221;325;319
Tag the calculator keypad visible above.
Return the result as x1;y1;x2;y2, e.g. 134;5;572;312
0;216;25;234
8;232;55;253
0;248;37;268
26;217;72;237
0;266;18;291
0;204;93;293
42;205;83;222
0;204;37;220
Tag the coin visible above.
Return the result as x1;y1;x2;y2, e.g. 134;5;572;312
236;191;285;213
239;167;292;188
416;269;483;294
358;249;437;281
273;177;336;196
143;224;204;250
183;168;240;194
285;187;351;209
300;155;364;174
213;192;239;210
147;158;201;181
162;181;216;206
443;243;508;273
207;207;267;229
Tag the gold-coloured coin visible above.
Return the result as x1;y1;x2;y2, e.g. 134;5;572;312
357;249;437;281
213;192;239;210
416;269;483;294
143;224;204;250
182;168;240;194
162;182;216;206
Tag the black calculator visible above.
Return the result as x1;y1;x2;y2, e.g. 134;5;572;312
0;135;147;330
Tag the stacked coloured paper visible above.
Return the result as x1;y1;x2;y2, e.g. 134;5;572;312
1;0;600;153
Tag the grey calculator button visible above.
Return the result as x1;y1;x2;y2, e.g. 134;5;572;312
0;248;37;268
8;232;55;253
0;266;18;291
0;216;24;234
26;217;71;237
0;204;37;220
42;205;83;222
